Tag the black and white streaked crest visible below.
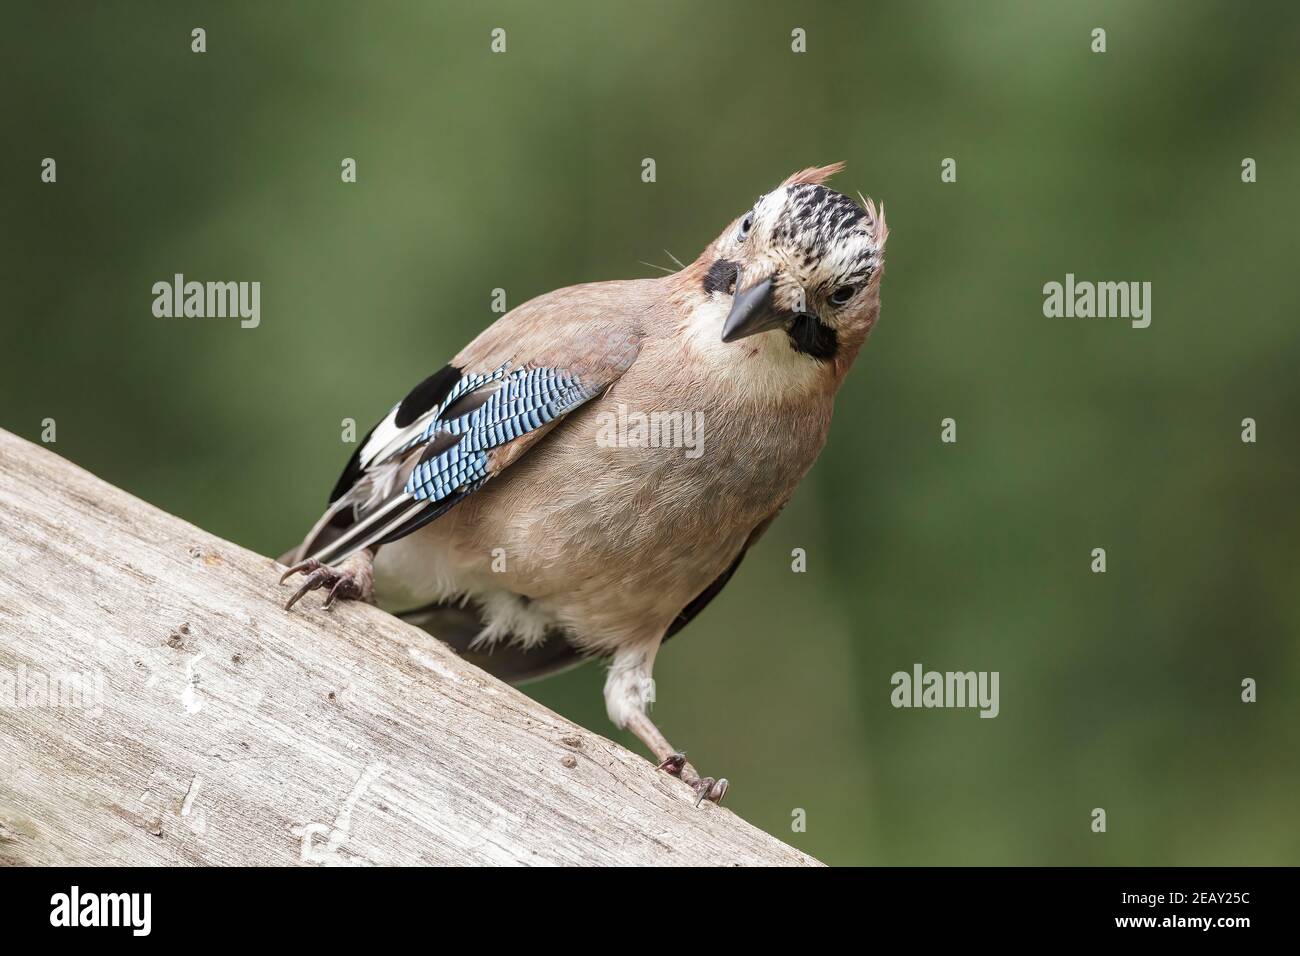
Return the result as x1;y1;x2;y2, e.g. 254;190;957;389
770;183;878;287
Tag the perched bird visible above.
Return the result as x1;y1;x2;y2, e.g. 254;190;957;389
280;164;887;803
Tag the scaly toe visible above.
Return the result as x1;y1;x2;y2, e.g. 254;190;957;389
323;573;360;610
279;559;321;585
693;776;717;806
691;775;729;806
284;568;332;611
657;752;688;776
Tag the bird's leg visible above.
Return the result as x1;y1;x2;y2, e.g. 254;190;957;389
280;548;376;611
626;713;728;805
604;645;729;805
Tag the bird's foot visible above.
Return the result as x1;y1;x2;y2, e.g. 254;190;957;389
658;751;729;806
279;556;372;611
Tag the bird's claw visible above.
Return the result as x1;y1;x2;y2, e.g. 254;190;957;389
280;559;363;611
693;776;729;806
657;751;728;805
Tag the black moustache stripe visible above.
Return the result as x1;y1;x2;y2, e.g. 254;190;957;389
787;314;838;361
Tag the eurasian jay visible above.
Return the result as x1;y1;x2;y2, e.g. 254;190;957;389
279;163;888;803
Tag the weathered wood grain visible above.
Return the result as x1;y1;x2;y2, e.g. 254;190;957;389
0;429;818;866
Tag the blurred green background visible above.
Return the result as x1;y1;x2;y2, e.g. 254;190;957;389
3;1;1297;865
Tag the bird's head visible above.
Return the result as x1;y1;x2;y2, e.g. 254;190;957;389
694;163;887;369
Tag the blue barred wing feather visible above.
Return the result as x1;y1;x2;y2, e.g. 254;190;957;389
297;363;601;565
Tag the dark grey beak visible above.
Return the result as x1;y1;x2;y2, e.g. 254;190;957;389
721;276;789;343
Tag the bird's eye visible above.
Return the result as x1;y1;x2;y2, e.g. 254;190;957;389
737;213;754;241
830;285;857;306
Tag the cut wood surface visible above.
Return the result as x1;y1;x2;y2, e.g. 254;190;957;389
0;429;818;866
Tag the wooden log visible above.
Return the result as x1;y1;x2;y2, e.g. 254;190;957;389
0;429;817;866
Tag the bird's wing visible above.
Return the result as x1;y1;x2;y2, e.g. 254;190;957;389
292;310;643;566
663;502;787;643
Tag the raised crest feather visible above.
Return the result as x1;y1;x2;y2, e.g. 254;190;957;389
782;163;887;247
781;162;846;187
